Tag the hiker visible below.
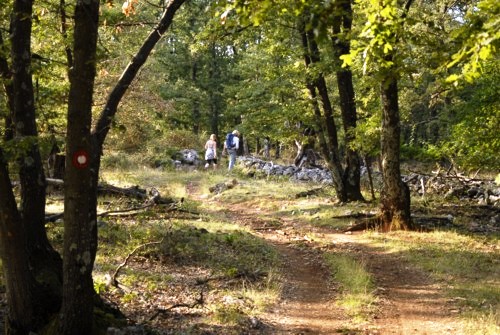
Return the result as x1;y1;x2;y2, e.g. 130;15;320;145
204;134;218;170
224;130;240;171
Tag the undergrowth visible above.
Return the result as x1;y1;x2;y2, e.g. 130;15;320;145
36;165;500;334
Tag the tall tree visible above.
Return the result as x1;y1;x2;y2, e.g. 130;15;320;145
298;14;346;202
0;0;62;332
0;0;187;333
344;0;415;229
331;0;364;201
59;0;100;332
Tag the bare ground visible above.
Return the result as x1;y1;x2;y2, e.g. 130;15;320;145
219;196;466;335
0;179;475;334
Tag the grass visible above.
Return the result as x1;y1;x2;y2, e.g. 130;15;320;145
90;167;284;331
98;166;499;333
3;162;497;333
323;253;377;323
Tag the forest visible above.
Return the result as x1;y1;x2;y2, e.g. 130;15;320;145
0;0;499;334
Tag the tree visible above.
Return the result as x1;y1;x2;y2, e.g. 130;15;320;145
0;0;187;333
298;13;346;201
59;0;100;332
216;0;365;202
342;0;415;230
331;0;364;201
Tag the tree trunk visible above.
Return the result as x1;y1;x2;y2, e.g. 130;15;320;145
2;1;63;333
192;61;200;134
298;16;347;202
255;137;261;156
380;78;413;230
274;141;281;159
59;0;100;333
331;0;364;202
208;43;221;138
0;150;38;334
0;32;14;142
1;0;188;334
364;155;376;201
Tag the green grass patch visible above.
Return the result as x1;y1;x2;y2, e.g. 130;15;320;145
324;253;377;323
158;223;280;276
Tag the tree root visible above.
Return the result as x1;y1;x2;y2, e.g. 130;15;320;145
343;213;452;232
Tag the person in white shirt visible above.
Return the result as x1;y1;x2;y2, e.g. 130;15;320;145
204;134;218;170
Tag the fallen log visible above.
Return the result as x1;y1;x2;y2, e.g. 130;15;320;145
45;178;174;204
44;179;175;223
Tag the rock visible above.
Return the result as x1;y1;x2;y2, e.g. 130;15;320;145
173;149;201;166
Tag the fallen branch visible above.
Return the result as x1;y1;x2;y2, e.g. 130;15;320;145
149;289;205;321
45;201;188;223
111;238;165;286
332;212;376;220
97;202;180;217
209;179;238;194
46;178;175;204
295;187;326;198
45;213;64;223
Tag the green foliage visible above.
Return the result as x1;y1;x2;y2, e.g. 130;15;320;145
446;0;500;84
400;144;442;162
342;0;402;74
439;61;500;170
212;304;246;325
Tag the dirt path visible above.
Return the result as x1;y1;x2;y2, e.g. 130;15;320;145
332;233;464;335
221;201;463;335
257;238;344;334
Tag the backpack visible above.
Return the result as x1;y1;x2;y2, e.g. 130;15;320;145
225;133;236;149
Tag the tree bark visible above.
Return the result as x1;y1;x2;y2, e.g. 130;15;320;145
1;1;63;333
298;16;347;202
380;78;413;230
332;0;364;201
0;32;14;142
59;0;100;333
208;42;221;138
0;150;38;334
192;61;200;134
378;0;414;231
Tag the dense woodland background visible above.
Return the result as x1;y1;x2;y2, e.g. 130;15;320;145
0;0;498;334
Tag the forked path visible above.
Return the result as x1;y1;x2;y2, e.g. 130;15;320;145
220;200;464;335
224;207;347;334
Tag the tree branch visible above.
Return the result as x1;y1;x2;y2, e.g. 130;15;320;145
111;238;166;286
92;0;187;152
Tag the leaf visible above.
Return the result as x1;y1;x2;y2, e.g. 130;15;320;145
445;74;460;83
383;43;392;53
340;54;353;67
478;45;491;60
